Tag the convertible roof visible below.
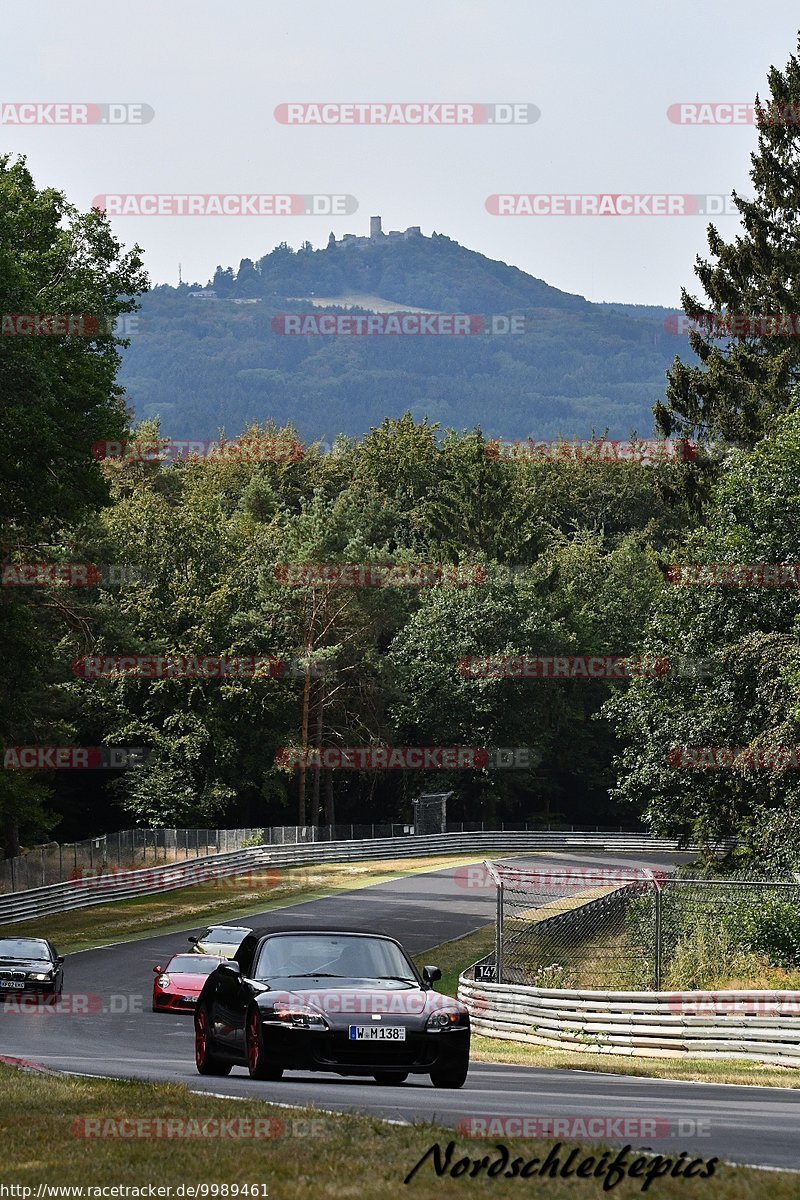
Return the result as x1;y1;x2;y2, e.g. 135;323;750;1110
245;923;396;940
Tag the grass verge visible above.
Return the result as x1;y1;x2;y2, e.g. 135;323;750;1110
415;925;800;1090
0;1061;792;1197
0;855;488;955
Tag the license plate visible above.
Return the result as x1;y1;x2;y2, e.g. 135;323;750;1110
348;1025;406;1041
0;981;24;989
182;997;196;1003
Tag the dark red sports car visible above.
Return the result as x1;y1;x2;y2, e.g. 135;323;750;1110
152;953;225;1012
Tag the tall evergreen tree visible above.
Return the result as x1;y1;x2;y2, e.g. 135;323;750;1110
656;33;800;447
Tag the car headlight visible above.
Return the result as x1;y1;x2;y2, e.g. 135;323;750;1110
426;1010;468;1032
268;1004;328;1029
157;975;171;988
28;972;53;982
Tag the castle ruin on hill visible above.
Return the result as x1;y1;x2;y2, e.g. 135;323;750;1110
328;215;423;248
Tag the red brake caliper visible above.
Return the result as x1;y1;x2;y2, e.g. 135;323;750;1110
248;1012;259;1070
196;1012;206;1063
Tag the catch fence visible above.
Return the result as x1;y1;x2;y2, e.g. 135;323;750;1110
481;863;797;992
0;821;635;894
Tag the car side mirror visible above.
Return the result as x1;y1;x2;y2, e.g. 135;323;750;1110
187;936;199;945
218;961;241;977
55;957;64;966
152;965;163;974
423;965;442;985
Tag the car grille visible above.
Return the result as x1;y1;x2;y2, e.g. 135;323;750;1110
316;1034;437;1069
0;971;26;982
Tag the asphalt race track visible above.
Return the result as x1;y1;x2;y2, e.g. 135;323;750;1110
3;850;800;1172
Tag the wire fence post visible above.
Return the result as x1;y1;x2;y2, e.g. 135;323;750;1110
496;877;504;985
654;884;662;991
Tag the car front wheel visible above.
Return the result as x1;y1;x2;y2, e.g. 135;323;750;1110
195;1005;231;1076
246;1008;284;1080
430;1058;469;1089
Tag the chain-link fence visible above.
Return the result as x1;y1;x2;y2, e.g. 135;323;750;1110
0;825;416;893
0;820;630;894
481;863;800;992
0;822;639;895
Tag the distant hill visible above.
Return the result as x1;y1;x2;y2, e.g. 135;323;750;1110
118;228;690;442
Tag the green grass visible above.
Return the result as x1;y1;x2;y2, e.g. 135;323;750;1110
0;1062;793;1197
416;925;800;1089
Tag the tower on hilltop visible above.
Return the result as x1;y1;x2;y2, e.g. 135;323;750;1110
369;215;383;239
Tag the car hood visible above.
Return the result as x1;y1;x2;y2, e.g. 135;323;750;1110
159;972;212;988
0;959;53;972
256;983;467;1021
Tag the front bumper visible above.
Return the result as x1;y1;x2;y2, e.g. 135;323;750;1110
0;980;59;1001
153;990;199;1013
259;1025;469;1075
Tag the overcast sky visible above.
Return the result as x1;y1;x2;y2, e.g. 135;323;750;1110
3;1;798;306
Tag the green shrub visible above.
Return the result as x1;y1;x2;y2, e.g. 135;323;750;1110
725;897;800;969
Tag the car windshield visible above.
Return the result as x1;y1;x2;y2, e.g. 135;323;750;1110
167;956;220;974
0;938;51;962
252;934;418;983
203;929;247;944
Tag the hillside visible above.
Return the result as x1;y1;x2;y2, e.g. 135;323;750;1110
118;229;689;442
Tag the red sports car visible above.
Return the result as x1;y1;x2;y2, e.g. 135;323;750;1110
152;953;226;1012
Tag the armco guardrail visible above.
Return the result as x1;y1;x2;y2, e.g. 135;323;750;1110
0;831;688;925
458;972;800;1067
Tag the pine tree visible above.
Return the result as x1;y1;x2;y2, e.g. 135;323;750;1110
656;33;800;448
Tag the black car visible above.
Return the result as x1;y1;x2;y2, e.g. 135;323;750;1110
0;937;64;1001
193;927;470;1088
